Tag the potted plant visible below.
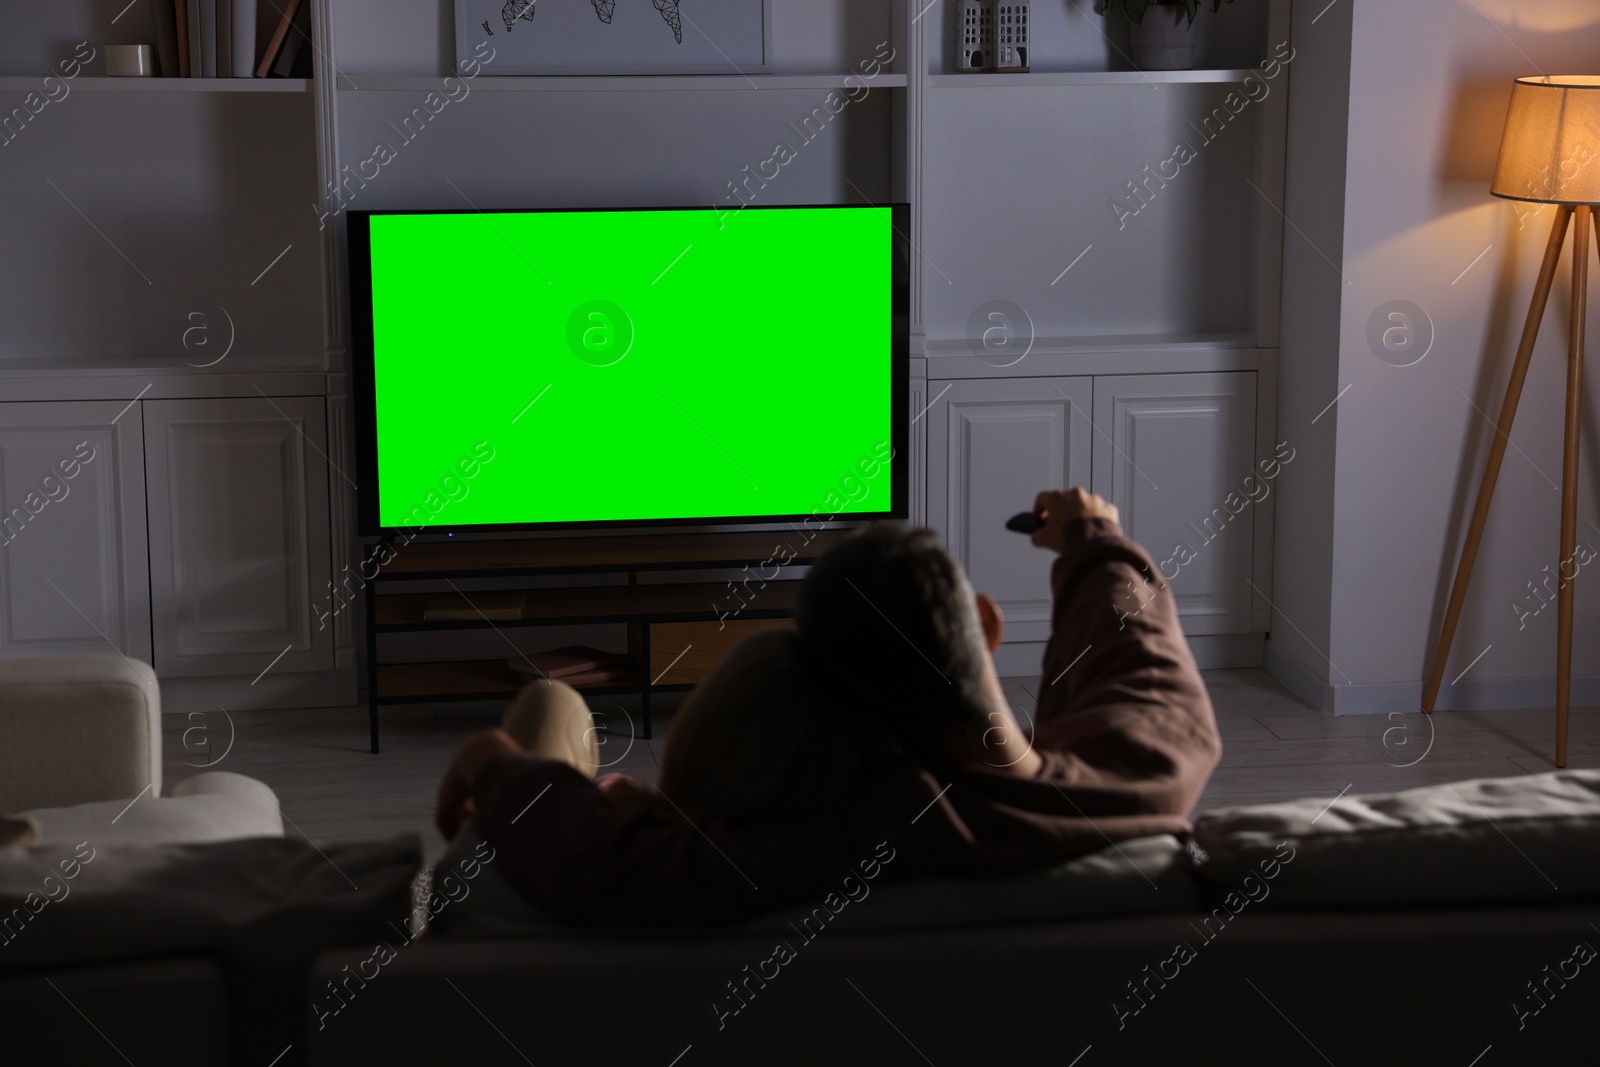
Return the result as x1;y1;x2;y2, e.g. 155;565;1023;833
1103;0;1233;72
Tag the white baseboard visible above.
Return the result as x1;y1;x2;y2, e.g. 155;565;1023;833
161;668;358;714
1262;638;1332;713
1262;638;1600;715
1186;633;1265;670
1328;674;1600;714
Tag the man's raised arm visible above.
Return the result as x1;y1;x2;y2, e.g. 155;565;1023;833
1024;488;1222;817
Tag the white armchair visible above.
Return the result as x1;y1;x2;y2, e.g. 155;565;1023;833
0;656;283;846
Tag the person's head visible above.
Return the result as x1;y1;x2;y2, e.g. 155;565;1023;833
795;523;1001;757
657;627;874;821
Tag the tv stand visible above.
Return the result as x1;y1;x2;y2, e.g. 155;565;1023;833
360;528;854;753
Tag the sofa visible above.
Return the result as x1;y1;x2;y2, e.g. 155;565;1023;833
3;656;1596;1064
301;770;1600;1065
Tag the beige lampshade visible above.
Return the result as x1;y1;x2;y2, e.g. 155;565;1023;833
1491;75;1600;205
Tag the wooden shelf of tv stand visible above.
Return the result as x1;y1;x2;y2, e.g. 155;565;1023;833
374;580;799;632
373;528;856;579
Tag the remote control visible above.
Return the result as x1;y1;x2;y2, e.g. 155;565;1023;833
1005;511;1043;534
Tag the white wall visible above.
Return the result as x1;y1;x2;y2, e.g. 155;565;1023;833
1262;0;1352;709
1270;0;1600;712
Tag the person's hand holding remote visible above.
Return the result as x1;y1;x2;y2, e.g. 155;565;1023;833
1029;488;1119;555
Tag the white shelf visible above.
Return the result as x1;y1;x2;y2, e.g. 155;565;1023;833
927;69;1255;87
0;364;330;404
0;76;310;92
0;356;327;376
924;332;1260;358
921;335;1274;379
337;73;908;93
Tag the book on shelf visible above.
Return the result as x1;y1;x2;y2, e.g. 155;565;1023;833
232;0;258;78
151;1;181;76
256;0;304;77
272;1;312;78
199;0;216;78
186;0;201;78
421;592;526;622
156;0;306;81
540;665;631;687
508;645;620;680
254;1;279;73
217;0;231;77
171;0;191;76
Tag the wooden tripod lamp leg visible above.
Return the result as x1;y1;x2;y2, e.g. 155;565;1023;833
1423;206;1574;714
1555;206;1590;768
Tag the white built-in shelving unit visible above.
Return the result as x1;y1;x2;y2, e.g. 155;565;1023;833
0;0;1292;705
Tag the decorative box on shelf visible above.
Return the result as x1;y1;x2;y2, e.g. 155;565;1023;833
958;0;1029;74
958;0;994;72
995;3;1031;72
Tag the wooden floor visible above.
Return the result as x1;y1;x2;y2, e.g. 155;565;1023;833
161;669;1598;865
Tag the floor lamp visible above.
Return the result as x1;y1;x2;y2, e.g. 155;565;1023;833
1424;75;1600;768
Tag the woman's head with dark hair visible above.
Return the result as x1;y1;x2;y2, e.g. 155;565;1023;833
795;523;992;750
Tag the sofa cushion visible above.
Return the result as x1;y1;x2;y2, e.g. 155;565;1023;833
0;956;230;1067
1191;769;1600;907
0;656;161;814
427;822;1199;940
18;773;284;847
0;834;420;972
0;834;421;1062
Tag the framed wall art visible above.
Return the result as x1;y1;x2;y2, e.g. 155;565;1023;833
454;0;772;76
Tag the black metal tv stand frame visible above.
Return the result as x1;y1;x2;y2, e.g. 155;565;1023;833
360;528;851;753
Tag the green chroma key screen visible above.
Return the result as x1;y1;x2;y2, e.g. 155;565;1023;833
352;205;905;532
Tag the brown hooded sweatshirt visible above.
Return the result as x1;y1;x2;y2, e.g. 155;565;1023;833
472;516;1222;927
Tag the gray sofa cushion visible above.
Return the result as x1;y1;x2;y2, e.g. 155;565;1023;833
0;957;229;1067
427;822;1199;941
1191;769;1600;907
0;834;421;1066
0;834;420;974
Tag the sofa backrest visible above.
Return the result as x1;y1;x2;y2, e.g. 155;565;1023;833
305;902;1596;1065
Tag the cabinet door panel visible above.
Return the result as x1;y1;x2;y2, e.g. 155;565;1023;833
145;398;332;676
0;402;150;660
926;378;1093;642
1093;373;1257;635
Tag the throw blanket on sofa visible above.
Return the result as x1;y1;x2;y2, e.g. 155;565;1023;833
474;517;1221;926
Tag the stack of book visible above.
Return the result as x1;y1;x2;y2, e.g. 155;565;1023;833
149;0;313;79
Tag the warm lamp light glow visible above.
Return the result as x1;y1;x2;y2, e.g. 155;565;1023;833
1491;75;1600;204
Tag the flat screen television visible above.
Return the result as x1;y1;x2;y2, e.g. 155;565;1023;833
348;204;909;536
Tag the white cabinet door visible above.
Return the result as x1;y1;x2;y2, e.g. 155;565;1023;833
0;401;150;661
1093;373;1258;636
926;377;1094;642
144;398;332;677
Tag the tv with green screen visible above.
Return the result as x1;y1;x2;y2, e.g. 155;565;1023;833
349;204;909;535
